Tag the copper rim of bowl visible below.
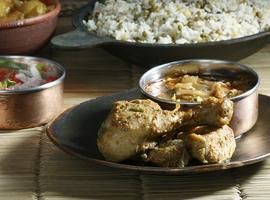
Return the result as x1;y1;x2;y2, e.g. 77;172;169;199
0;0;61;29
0;55;66;94
139;59;260;105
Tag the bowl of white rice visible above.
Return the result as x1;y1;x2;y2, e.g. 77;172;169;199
51;0;270;65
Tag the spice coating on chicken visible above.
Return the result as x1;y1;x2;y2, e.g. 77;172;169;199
185;125;236;164
97;99;190;162
143;139;190;168
97;98;233;162
187;97;234;127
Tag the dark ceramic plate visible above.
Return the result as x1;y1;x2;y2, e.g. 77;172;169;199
47;88;270;174
51;0;270;66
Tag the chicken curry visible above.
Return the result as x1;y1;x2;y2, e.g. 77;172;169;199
144;73;251;103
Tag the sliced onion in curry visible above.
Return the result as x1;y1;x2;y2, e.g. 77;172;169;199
145;74;251;103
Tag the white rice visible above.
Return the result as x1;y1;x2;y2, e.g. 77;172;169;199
83;0;270;44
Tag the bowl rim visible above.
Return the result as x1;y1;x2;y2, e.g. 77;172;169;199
139;59;260;105
0;0;61;29
0;55;66;95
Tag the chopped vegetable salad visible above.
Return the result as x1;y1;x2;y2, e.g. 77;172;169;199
0;58;59;90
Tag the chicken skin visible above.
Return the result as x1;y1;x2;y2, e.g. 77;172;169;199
97;98;233;162
185;125;236;164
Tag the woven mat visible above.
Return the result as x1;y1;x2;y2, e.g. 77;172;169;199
1;7;270;198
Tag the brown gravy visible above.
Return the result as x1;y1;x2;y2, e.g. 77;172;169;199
145;73;251;103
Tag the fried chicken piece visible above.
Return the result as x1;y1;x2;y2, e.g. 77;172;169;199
186;97;234;127
142;139;190;168
97;99;189;162
185;125;236;164
97;98;233;162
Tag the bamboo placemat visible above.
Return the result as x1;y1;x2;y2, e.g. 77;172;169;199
1;14;270;199
0;128;42;200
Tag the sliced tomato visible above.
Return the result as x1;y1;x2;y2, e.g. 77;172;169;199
46;76;57;83
9;71;22;84
0;68;8;81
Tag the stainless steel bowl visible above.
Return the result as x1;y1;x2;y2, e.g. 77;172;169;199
0;56;65;129
139;59;259;137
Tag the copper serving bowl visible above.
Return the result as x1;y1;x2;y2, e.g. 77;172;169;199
0;0;61;55
0;56;65;129
139;60;259;137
